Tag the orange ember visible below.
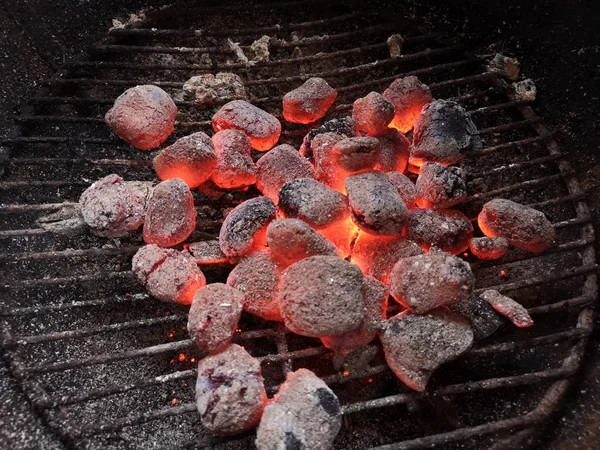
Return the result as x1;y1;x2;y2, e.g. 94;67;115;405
178;353;186;362
342;370;350;377
154;164;205;189
388;104;426;134
171;398;177;405
319;216;359;259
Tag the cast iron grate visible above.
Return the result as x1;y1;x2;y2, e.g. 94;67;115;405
0;1;597;449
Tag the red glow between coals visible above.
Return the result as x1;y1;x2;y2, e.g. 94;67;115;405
388;105;423;134
319;216;359;259
155;164;203;188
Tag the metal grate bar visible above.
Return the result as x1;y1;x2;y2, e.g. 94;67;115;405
467;153;565;179
468;134;555;157
0;245;140;262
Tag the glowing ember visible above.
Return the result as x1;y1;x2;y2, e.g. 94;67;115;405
105;84;177;150
386;171;417;208
321;276;388;355
143;178;196;247
375;128;410;173
178;353;186;362
256;369;341;450
279;256;364;337
219;197;277;259
469;236;509;260
300;116;354;161
389;251;474;314
79;174;144;238
311;131;346;191
381;308;473;392
196;344;266;435
188;283;244;353
210;129;256;189
478;199;555;253
415;162;467;209
227;249;283;322
331;137;381;174
409;99;479;167
278;178;349;230
406;208;473;255
212;100;281;151
318;215;359;259
255;144;315;203
132;245;206;305
283;77;337;124
383;76;432;133
153;132;217;188
351;232;423;284
481;289;534;328
266;219;338;266
346;170;408;236
352;91;395;136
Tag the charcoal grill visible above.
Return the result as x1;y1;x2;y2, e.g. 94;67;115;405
0;1;597;449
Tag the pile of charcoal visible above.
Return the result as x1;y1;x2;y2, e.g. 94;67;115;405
76;72;555;449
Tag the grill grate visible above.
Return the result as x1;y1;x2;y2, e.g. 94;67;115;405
0;1;597;449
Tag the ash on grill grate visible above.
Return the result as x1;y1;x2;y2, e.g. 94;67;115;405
0;4;596;450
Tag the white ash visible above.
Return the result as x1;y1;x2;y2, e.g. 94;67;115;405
514;78;537;101
183;73;247;104
487;53;520;81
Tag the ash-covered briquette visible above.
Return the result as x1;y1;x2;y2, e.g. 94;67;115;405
183;72;247;104
481;289;534;328
255;144;315;203
381;308;473;391
278;178;349;229
311;131;346;191
227;249;283;322
143;178;196;247
449;294;505;341
321;276;388;355
386;171;417;208
266;219;338;266
282;77;338;124
212;100;281;151
375;128;410;173
210;129;256;189
352;91;395;136
383;76;433;133
345;170;408;236
279;255;364;337
469;236;509;260
409;99;480;167
153;132;217;188
331;136;381;173
299;116;354;161
188;283;245;353
196;344;266;436
389;251;474;314
478;198;555;253
79;174;144;238
105;84;177;150
406;208;474;255
187;240;228;265
255;368;341;450
415;161;467;209
219;196;277;259
351;232;423;284
132;245;206;305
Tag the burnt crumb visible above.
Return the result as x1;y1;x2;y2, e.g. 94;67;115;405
278;178;349;229
279;255;364;337
256;369;341;450
299;116;354;161
381;308;473;391
346;170;408;236
487;53;520;81
196;344;266;435
409;99;480;167
183;72;247;104
313;387;341;417
406;208;474;255
79;174;144;238
478;198;555;253
449;294;505;341
219;196;277;258
389;251;474;314
415;161;467;209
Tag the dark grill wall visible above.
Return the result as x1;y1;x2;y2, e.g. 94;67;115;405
0;1;598;449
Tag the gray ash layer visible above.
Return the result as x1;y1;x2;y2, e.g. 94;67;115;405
345;170;408;236
255;369;341;450
449;294;505;341
386;171;417;208
299;116;354;161
183;72;247;104
469;236;509;260
376;128;410;173
415;161;467;209
278;178;349;229
282;77;337;124
481;289;534;328
406;208;473;255
210;129;256;189
331;136;381;173
219;196;277;258
352;91;395;136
